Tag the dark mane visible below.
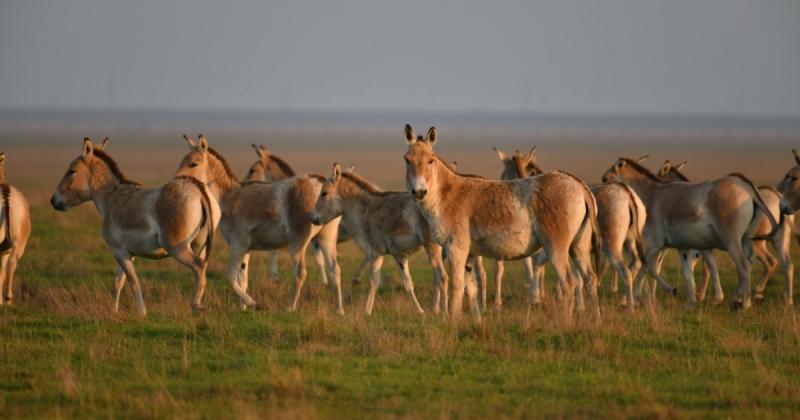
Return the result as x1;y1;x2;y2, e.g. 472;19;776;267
268;155;295;176
619;158;665;183
208;148;239;183
93;150;140;185
436;156;486;179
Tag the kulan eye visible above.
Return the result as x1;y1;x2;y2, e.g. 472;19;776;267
66;169;76;177
428;159;434;165
404;157;410;164
321;192;328;197
189;162;199;168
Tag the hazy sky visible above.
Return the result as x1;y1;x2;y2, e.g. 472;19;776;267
0;0;798;116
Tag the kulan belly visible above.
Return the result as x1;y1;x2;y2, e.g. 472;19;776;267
250;223;289;250
470;230;535;260
665;220;721;250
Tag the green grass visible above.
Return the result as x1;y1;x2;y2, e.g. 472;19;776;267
2;204;800;418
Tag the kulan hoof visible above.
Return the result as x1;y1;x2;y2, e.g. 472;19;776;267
671;288;679;297
352;278;362;285
754;295;765;305
731;300;744;311
192;304;207;313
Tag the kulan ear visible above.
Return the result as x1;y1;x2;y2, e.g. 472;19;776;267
345;163;356;173
426;127;437;145
252;143;269;163
332;162;342;182
404;124;416;145
96;137;110;151
793;149;800;165
449;161;458;170
493;147;508;162
198;135;209;152
525;146;537;164
636;154;650;163
0;152;5;167
674;161;687;171
659;160;672;176
82;137;94;158
183;134;197;148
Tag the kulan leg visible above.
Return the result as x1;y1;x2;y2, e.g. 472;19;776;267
113;254;147;316
494;259;505;308
394;255;425;314
225;245;259;309
0;253;8;305
170;245;210;311
316;232;344;315
474;256;487;312
752;240;777;301
351;255;369;285
311;240;329;286
729;239;753;311
364;255;384;315
288;238;312;312
447;246;469;321
112;266;127;313
425;244;449;315
269;250;280;282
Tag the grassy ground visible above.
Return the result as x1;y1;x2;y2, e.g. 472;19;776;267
1;204;800;419
2;132;800;418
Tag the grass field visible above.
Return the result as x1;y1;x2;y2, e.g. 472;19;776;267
1;128;800;418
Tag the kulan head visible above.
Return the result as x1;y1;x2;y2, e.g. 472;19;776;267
495;146;537;180
403;124;439;201
657;160;688;182
244;144;272;182
174;134;212;182
311;163;344;226
50;137;110;211
601;155;652;184
777;149;800;214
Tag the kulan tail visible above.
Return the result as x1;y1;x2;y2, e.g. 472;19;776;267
0;184;14;254
728;173;781;241
175;176;215;264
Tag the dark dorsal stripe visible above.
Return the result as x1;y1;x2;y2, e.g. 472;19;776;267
268;155;296;177
207;147;240;183
0;184;12;253
93;150;141;185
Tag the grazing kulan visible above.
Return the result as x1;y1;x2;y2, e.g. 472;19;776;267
602;158;780;310
175;136;345;314
0;153;31;306
404;125;600;321
311;163;449;314
50;138;219;314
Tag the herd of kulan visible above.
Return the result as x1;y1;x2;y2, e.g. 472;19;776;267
1;124;799;322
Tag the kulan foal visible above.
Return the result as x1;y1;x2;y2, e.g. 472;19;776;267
311;163;449;314
51;138;218;314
